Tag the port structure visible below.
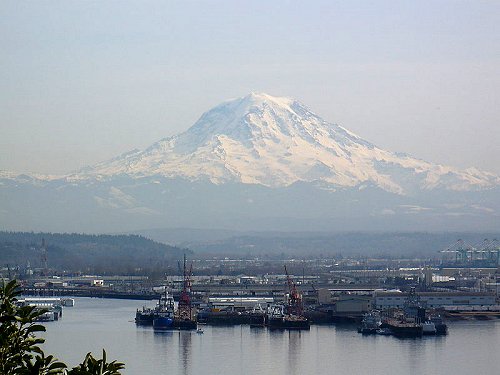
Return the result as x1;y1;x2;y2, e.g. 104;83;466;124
440;239;500;267
177;254;193;320
284;264;303;316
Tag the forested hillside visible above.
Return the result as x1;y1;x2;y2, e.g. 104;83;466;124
0;231;188;274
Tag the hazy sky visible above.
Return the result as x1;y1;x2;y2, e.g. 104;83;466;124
1;0;499;175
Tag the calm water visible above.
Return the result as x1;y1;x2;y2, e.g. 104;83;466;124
41;297;500;375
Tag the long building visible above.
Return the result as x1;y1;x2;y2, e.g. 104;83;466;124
374;291;496;309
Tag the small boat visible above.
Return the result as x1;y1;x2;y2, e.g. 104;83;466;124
36;310;57;322
428;315;448;335
138;291;175;326
358;311;382;334
196;328;204;334
267;304;310;330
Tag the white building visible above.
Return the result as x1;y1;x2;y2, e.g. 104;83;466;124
374;291;496;309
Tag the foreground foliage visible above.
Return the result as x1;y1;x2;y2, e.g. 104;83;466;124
0;280;124;374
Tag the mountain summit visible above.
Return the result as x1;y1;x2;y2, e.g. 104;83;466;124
2;93;500;232
81;93;498;194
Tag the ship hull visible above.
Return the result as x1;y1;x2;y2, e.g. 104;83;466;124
383;322;423;338
435;324;448;335
197;311;251;325
268;317;310;330
153;317;197;330
172;318;197;330
249;313;266;328
358;327;379;335
152;316;174;330
135;311;158;325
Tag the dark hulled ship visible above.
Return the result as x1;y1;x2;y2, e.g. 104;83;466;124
135;291;175;325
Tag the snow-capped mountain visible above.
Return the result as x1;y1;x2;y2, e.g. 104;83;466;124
2;93;500;234
76;92;498;195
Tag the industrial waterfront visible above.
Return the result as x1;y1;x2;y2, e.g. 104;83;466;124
41;297;500;375
10;238;500;372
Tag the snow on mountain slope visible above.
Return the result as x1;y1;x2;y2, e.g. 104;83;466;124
74;92;498;195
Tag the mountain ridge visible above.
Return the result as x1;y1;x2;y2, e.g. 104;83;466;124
5;92;499;196
1;93;500;234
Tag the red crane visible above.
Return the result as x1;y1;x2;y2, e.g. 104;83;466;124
178;254;193;319
284;264;303;316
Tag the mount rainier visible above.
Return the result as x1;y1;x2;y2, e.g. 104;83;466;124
1;93;499;233
78;92;497;194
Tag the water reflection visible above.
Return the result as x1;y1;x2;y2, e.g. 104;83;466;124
152;329;175;342
179;332;192;375
249;326;266;336
397;334;447;374
287;331;302;375
41;299;500;375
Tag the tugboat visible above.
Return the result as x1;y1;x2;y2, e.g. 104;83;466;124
428;314;448;335
136;291;175;326
249;304;267;328
267;265;310;330
381;288;425;338
154;254;197;331
267;304;310;329
150;292;175;330
357;311;382;334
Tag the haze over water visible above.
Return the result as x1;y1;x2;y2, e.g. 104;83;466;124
41;298;500;375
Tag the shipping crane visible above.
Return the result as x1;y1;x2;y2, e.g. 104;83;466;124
440;239;500;266
177;254;193;320
284;264;303;316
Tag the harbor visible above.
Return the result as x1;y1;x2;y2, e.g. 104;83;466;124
7;243;500;373
20;253;500;330
12;243;500;347
40;296;500;375
132;264;500;338
136;264;311;331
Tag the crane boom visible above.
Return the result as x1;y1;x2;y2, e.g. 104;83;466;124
284;264;303;316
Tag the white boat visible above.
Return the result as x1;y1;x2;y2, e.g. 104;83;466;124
37;310;57;322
